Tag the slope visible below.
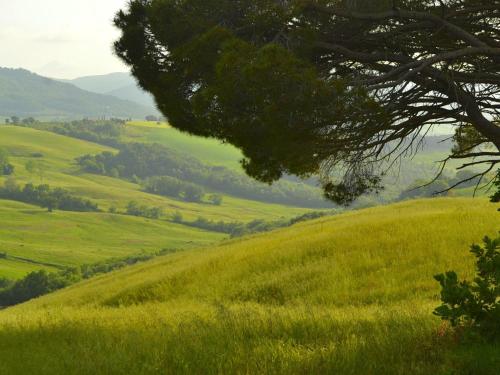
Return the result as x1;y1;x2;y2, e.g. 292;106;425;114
0;68;153;119
0;198;498;374
0;126;311;278
66;72;157;109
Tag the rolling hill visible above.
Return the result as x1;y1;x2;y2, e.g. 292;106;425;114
0;198;498;374
66;72;157;109
0;125;314;279
0;68;154;119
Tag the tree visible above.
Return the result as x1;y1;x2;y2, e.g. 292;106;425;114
208;194;224;206
183;184;205;202
172;211;183;223
114;0;500;205
2;164;14;176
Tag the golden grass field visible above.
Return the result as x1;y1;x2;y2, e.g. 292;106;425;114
0;197;498;374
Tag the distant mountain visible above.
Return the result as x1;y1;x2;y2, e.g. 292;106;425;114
0;68;155;119
66;72;157;108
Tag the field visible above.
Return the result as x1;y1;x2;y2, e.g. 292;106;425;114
125;121;244;169
0;198;498;374
0;200;224;279
0;126;309;220
0;125;311;278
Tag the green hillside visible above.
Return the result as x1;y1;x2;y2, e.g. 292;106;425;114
124;121;244;170
0;200;224;279
0;125;312;279
0;198;498;374
0;68;153;119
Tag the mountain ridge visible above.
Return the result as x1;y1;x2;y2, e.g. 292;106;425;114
0;68;155;120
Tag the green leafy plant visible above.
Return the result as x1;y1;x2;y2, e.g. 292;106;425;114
434;236;500;340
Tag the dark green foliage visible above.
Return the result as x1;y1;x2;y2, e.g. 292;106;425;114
172;211;183;223
0;269;78;306
182;210;331;238
208;194;223;206
491;170;500;204
2;163;14;176
0;252;7;259
126;201;163;219
0;277;12;290
23;119;125;148
0;181;99;212
183;184;205;203
434;236;500;340
0;251;174;308
114;0;500;205
143;176;205;203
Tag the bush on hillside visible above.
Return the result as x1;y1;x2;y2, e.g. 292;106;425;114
0;148;14;176
143;176;206;203
0;181;99;212
434;236;500;341
126;201;163;219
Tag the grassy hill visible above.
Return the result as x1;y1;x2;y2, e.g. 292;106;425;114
0;68;154;119
0;198;498;374
125;121;244;170
0;200;224;279
0;125;312;279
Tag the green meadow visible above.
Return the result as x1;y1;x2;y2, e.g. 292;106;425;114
0;125;311;278
0;200;224;279
0;197;498;374
125;121;244;169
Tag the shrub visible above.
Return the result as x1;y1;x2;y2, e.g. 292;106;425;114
208;194;223;206
0;182;99;212
434;236;500;340
2;163;15;175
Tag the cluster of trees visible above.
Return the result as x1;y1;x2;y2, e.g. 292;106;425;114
0;148;14;176
15;119;330;207
77;143;329;208
0;180;99;212
142;176;206;203
16;119;125;148
0;250;174;307
125;201;163;219
4;116;36;125
178;210;331;238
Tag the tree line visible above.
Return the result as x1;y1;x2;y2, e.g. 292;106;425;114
0;180;99;212
11;120;333;207
0;250;175;307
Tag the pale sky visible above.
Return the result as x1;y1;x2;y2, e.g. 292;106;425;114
0;0;130;79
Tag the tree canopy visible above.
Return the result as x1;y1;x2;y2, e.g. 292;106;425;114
114;0;500;204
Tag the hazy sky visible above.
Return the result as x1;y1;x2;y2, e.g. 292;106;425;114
0;0;130;79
